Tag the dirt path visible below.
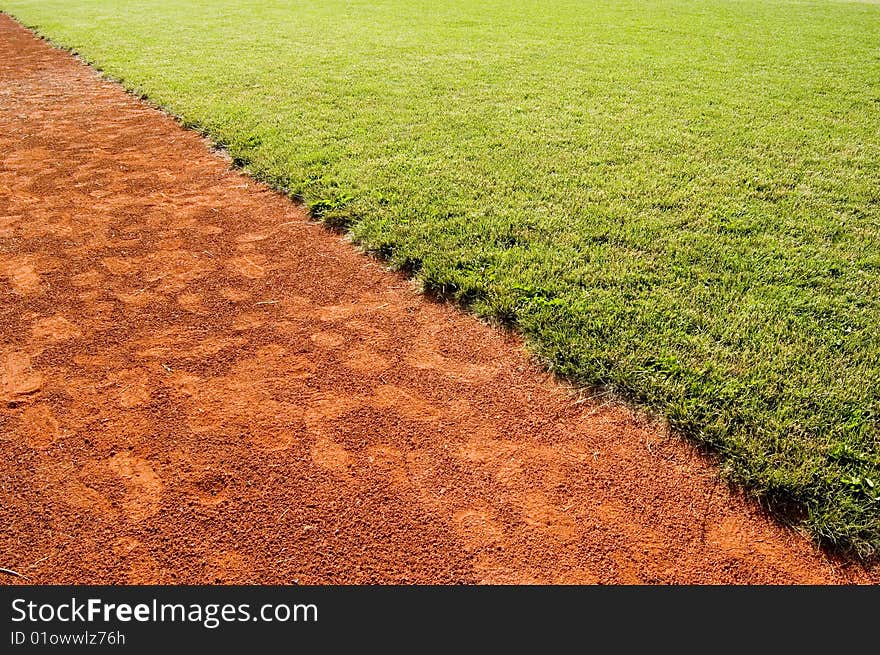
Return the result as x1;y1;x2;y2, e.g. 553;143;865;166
0;15;875;584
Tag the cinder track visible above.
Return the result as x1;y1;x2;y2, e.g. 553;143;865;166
0;14;874;584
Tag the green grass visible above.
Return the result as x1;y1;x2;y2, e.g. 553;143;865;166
4;0;879;555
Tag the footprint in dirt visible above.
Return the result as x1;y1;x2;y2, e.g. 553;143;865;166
17;404;61;449
0;253;55;295
79;452;164;522
1;351;43;403
31;315;81;342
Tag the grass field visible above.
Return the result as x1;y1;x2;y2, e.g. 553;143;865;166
3;0;879;554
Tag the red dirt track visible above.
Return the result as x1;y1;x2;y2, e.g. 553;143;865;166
0;14;875;584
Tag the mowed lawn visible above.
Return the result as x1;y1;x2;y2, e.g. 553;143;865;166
4;0;879;554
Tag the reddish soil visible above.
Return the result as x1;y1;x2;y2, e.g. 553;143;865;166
0;14;876;585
